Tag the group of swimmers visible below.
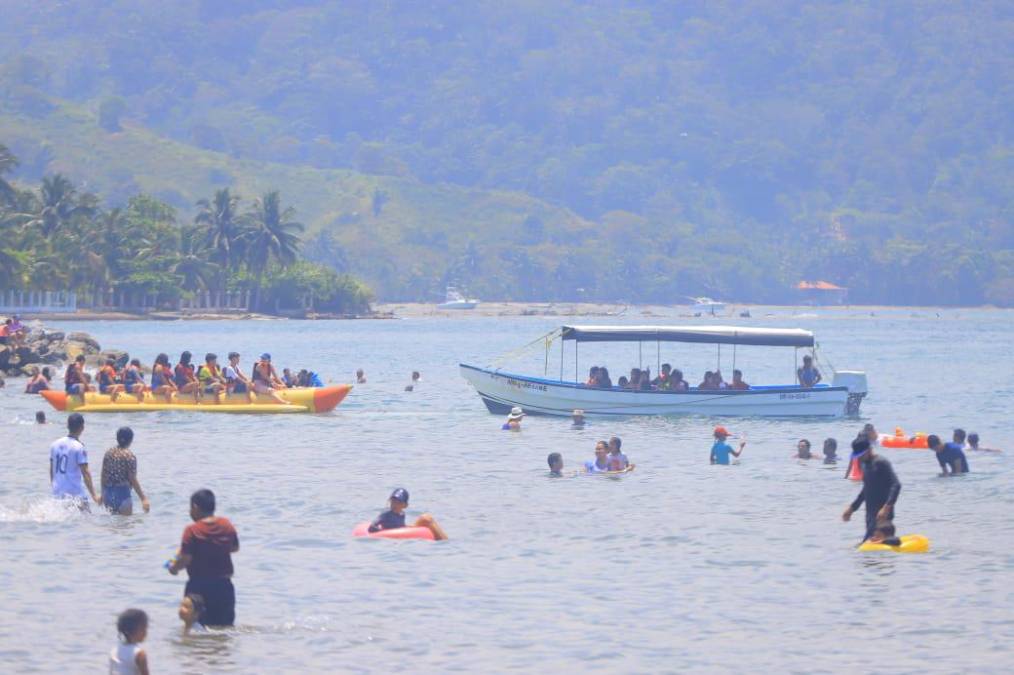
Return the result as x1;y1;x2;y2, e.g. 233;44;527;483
547;435;633;476
61;351;318;404
0;315;28;347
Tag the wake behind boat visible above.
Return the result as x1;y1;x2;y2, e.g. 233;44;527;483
460;325;867;418
40;385;351;414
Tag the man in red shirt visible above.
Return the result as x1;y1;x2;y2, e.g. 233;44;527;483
168;489;239;626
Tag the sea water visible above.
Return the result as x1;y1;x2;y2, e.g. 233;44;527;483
0;308;1011;672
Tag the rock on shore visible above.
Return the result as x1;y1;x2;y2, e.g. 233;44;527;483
0;318;120;378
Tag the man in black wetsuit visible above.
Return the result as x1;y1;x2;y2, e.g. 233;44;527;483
841;438;901;541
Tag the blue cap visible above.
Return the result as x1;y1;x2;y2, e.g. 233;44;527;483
390;488;409;504
850;438;871;459
260;353;271;361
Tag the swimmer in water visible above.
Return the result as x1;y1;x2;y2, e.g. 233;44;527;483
368;488;448;540
967;432;1001;452
547;452;564;477
585;441;612;473
178;593;208;635
404;370;421;391
710;426;745;465
822;438;838;464
867;520;902;547
502;406;524;431
928;434;969;476
571;409;585;429
109;608;150;675
35;411;46;424
356;368;366;384
607;435;630;470
793;439;813;459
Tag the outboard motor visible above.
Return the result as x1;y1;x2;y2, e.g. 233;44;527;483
832;371;868;416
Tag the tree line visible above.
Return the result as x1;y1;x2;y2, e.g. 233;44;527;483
0;143;372;314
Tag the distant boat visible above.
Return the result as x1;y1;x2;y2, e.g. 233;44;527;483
690;297;725;315
437;286;479;310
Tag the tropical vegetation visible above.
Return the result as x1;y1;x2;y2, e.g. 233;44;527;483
0;1;1011;306
0;144;372;314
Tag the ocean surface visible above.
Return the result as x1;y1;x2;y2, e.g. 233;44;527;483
1;307;1012;673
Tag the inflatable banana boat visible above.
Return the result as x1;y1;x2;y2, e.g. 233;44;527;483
351;522;435;540
857;534;930;553
40;385;351;414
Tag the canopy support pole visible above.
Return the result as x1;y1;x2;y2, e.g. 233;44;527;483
794;347;798;385
560;338;564;382
638;341;642;369
732;343;737;374
717;344;721;373
656;340;660;377
575;342;579;383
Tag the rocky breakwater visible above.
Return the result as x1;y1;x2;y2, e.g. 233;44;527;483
0;319;127;385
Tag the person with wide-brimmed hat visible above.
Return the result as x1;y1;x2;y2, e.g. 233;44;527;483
502;406;525;431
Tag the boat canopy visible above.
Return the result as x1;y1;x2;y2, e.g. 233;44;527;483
560;325;815;347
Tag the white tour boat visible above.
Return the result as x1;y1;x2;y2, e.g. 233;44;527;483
437;286;479;310
691;296;726;314
460;325;867;418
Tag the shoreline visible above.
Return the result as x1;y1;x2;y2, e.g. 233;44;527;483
9;302;1008;322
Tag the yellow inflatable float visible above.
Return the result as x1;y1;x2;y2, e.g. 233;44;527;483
40;385;351;414
857;534;930;553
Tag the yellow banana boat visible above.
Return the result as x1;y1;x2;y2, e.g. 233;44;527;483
40;385;351;414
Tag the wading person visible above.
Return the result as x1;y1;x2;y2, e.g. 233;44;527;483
842;438;901;541
168;489;240;627
101;427;150;515
49;412;101;508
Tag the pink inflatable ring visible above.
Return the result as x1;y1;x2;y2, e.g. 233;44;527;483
351;522;435;540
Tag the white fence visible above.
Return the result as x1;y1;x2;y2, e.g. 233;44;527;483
0;290;77;314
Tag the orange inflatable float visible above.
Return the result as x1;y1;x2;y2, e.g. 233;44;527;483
879;428;929;449
351;522;435;540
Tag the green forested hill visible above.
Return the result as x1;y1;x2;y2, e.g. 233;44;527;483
0;1;1011;304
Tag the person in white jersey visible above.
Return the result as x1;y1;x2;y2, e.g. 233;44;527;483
108;608;150;674
49;412;101;508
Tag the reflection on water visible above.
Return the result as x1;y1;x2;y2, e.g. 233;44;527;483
0;308;1011;671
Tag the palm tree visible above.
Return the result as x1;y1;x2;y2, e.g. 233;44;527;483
195;188;242;274
171;225;219;293
0;143;17;206
19;174;96;239
242;191;303;309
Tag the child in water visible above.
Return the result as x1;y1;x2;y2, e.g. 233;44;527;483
109;608;150;674
178;593;208;635
369;488;448;540
710;426;745;465
547;452;564;477
867;521;902;547
822;438;838;464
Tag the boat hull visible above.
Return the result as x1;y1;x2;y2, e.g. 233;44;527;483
437;301;478;310
40;385;351;414
460;365;853;417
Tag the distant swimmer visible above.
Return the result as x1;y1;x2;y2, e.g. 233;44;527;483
842;439;901;541
547;452;564;477
797;355;822;388
101;427;150;515
49;412;101;508
585;441;612;473
197;353;227;404
571;409;585;429
404;370;422;391
356;368;367;384
967;432;1001;452
108;608;150;675
502;406;524;431
822;438;838;464
35;411;46;424
927;433;969;476
167;489;240;627
607;435;630;470
368;488;448;540
710;426;745;465
793;438;814;459
223;352;254;403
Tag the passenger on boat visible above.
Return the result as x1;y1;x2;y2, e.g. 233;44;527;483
626;368;641;390
64;355;93;396
729;369;749;390
502;406;524;431
222;352;254;403
608;436;630;470
594;367;612;388
670;369;689;392
297;369;325;387
617;376;629;388
794;439;813;459
368;488;448;540
281;368;296;388
150;353;178;403
356;368;367;384
25;366;51;394
123;359;148;402
547;452;564;477
967;433;1001;452
586;366;600;386
698;371;715;390
928;433;969;476
98;358;125;401
653;363;672;389
174;351;201;402
713;370;728;389
571;409;585;429
585;441;612;473
197;353;227;404
710;426;745;465
638;368;652;390
823;438;838;464
797;355;822;388
251;353;288;403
